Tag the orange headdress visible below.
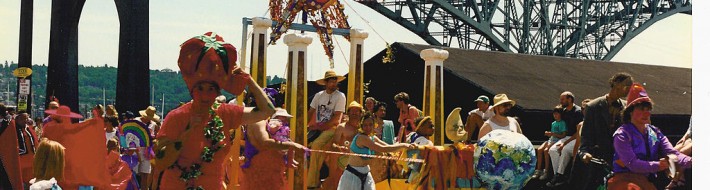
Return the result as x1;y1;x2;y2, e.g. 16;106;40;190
178;32;250;95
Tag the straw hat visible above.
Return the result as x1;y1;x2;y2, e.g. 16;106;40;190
45;105;83;119
315;70;345;85
272;108;293;118
139;106;160;121
491;94;516;108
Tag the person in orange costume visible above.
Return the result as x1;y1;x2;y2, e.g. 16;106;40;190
42;105;111;189
240;115;308;190
106;138;138;190
0;103;23;190
152;32;276;190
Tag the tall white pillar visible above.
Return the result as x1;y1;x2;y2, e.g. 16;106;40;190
420;48;449;145
284;33;312;190
250;17;271;87
347;29;369;104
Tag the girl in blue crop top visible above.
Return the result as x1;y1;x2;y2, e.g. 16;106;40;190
337;112;416;190
350;134;376;159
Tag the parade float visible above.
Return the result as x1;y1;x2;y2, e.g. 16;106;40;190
222;1;537;189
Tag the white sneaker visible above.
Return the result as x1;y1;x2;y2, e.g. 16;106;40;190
539;169;550;181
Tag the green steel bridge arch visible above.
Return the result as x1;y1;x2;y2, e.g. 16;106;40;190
357;0;691;60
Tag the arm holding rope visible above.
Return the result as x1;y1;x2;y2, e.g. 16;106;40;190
358;135;415;153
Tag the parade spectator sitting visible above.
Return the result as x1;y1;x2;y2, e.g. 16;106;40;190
374;102;396;144
478;94;522;140
306;70;347;189
547;91;584;187
395;92;422;143
465;95;493;143
29;138;65;190
405;116;435;183
607;83;692;189
532;105;566;181
364;97;377;113
674;119;691;156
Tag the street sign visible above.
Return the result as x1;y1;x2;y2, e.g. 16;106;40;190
19;79;30;95
12;67;32;78
18;94;27;111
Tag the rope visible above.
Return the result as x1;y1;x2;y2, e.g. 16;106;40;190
341;0;388;43
307;149;426;163
333;36;351;67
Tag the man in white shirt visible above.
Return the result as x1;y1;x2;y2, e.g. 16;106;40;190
465;95;493;142
306;70;347;188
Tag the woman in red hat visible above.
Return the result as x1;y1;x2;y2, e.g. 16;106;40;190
42;105;111;189
153;32;304;190
607;83;692;189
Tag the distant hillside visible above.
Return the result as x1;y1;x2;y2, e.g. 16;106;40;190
1;60;285;116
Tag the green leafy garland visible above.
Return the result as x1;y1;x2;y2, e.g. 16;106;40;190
174;102;227;190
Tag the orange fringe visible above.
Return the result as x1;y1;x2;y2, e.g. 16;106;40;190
410;143;476;190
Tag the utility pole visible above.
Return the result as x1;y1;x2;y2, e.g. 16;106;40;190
161;93;165;118
17;0;33;112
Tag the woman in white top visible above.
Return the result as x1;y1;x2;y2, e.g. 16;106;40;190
478;94;523;140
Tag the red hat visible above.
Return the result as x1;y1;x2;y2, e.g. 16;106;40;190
626;83;652;108
178;32;250;95
45;105;83;119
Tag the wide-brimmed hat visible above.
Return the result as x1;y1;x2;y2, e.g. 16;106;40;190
315;70;345;85
414;116;432;133
272;108;293;118
626;83;652;108
45;105;83;119
346;101;364;114
178;32;250;95
492;94;516;108
474;95;490;104
139;106;160;120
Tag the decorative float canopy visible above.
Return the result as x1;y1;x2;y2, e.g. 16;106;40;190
269;0;351;68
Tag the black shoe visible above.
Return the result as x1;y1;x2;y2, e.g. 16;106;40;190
546;174;566;187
